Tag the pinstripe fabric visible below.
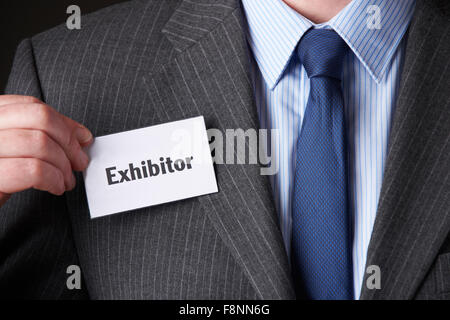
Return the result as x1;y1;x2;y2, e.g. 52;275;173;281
242;0;415;297
2;0;260;299
0;39;88;299
153;2;295;299
1;0;449;300
360;0;450;299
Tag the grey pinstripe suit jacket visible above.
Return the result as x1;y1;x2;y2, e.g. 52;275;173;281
1;0;449;300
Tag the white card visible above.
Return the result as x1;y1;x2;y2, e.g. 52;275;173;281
83;116;218;219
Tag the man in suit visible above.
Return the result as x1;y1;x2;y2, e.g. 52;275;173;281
0;0;449;299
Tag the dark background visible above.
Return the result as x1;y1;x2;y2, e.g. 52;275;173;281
0;0;127;93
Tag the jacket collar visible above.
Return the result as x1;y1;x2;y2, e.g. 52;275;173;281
149;0;296;299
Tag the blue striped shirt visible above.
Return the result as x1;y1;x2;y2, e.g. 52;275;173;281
242;0;416;297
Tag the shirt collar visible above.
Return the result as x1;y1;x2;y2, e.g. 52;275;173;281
242;0;416;88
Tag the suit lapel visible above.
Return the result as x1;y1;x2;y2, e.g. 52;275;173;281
142;0;295;299
360;0;450;299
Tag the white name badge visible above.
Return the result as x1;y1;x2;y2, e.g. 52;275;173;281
83;116;218;219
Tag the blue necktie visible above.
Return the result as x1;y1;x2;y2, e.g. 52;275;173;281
291;29;353;300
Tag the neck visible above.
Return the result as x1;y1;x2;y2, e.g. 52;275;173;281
282;0;352;24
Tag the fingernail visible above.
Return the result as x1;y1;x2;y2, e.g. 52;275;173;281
58;179;66;195
79;150;90;169
69;173;77;190
76;126;93;144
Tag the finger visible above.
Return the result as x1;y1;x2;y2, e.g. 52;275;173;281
0;102;74;146
0;97;93;146
0;129;76;190
61;114;94;147
0;158;66;196
0;95;41;107
0;103;93;171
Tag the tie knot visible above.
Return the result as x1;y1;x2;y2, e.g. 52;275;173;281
298;29;349;80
